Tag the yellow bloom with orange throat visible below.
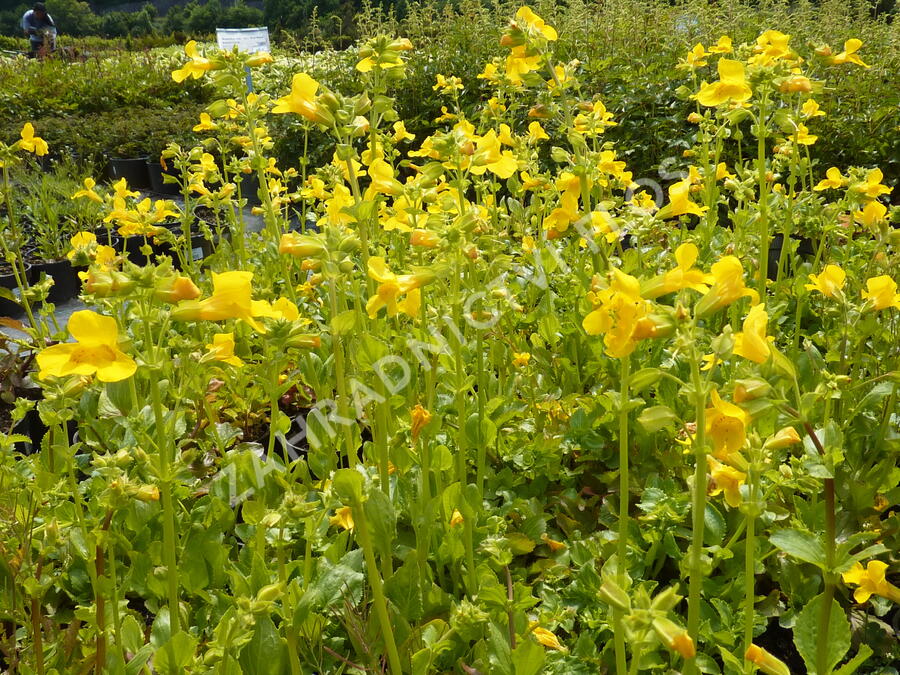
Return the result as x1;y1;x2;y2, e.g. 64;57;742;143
582;269;650;359
842;561;900;604
696;59;752;107
37;310;137;383
705;389;749;461
805;264;846;298
172;40;218;82
366;257;434;319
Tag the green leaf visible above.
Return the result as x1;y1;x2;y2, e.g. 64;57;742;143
631;368;665;391
120;615;145;655
364;487;396;560
637;405;678;433
239;615;287;675
153;631;198;674
124;645;153;675
512;638;546;675
704;503;725;546
332;468;364;505
331;309;357;335
832;645;873;675
794;593;850;674
770;529;827;568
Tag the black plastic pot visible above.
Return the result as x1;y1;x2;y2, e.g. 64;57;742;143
767;234;814;281
0;263;30;319
147;160;181;196
30;258;82;304
238;174;261;207
107;156;151;189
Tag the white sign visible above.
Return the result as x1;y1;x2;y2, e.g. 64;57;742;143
216;27;270;54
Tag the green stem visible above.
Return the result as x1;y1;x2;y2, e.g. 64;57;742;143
613;356;631;675
743;463;758;673
327;280;356;469
144;313;180;635
686;345;709;675
755;97;770;297
354;503;403;674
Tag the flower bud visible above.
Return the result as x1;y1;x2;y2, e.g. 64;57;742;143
279;232;326;258
778;75;812;93
733;378;771;402
597;580;631;612
244;52;273;68
155;275;201;303
411;229;440;248
745;645;791;675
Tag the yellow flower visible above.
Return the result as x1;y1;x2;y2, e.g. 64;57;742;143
478;62;500;82
793;123;817;145
206;333;244;367
705;389;749;460
765;426;802;449
272;73;332;125
861;275;900;310
655;179;707;219
681;43;708;69
572;100;617;136
392;121;415;143
708;456;746;508
512;351;531;368
842;561;900;604
66;231;97;260
813;167;846;191
801;99;825;118
852;168;892;200
582;268;649;359
171;40;216;82
449;509;464;528
732;303;771;364
854;201;888;228
72;177;102;203
470;130;518;179
505;45;542;84
433;73;463;93
778;74;812;93
411;404;432;442
715;162;735;181
18;123;49;156
268;297;302;322
708;36;733;54
745;645;791;675
193;112;218;132
171;270;272;332
531;626;565;651
514;6;558;41
696;59;752;107
366;257;434;319
330;506;355;531
831;38;870;68
694;256;757;317
750;30;792;66
527;121;549;143
643;242;712;298
805;264;846;298
37;310;137;383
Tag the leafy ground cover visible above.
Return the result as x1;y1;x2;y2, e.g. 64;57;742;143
0;2;898;674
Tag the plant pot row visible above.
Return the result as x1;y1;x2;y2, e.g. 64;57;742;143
107;157;261;205
0;259;82;318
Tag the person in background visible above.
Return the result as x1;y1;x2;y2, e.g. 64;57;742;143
21;2;56;58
